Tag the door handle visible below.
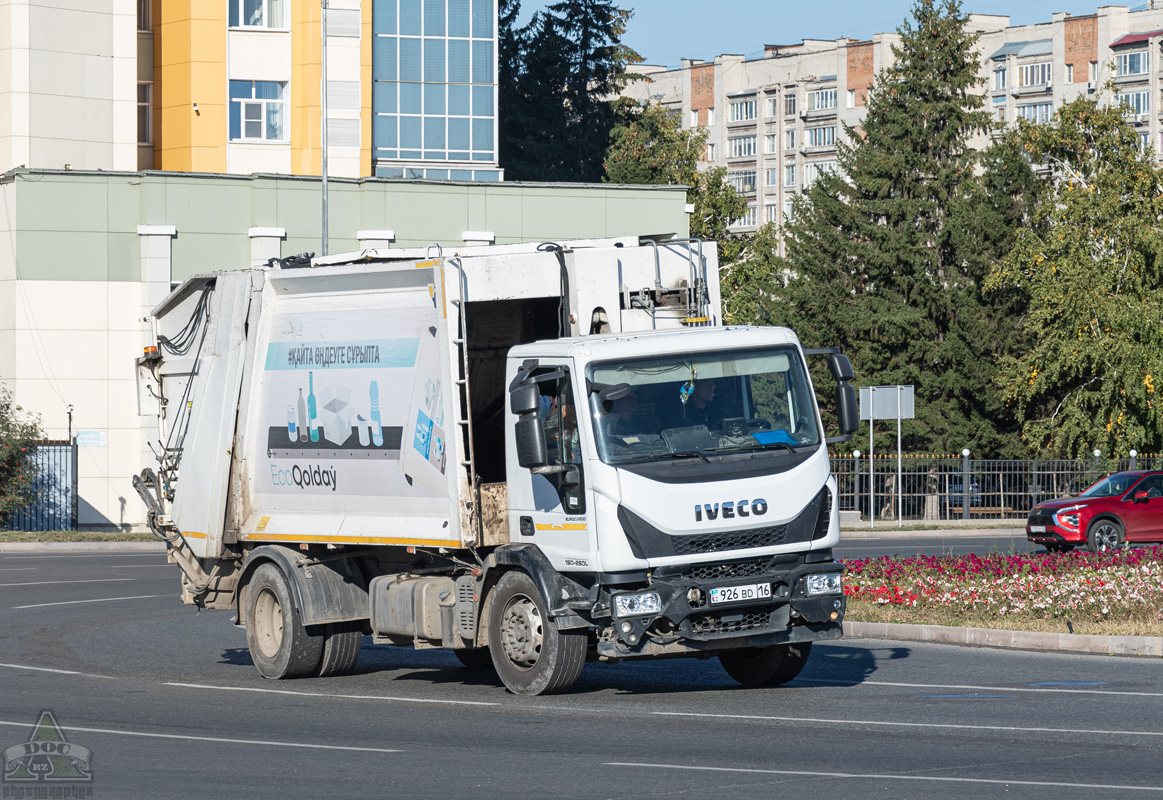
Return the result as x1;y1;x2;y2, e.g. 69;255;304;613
519;516;535;537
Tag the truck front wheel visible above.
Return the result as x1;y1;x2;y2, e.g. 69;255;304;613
245;563;324;679
488;570;585;695
719;642;812;687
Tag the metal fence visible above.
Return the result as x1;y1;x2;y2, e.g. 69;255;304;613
3;440;78;531
833;453;1163;522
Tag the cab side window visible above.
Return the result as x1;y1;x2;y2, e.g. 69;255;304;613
535;367;585;512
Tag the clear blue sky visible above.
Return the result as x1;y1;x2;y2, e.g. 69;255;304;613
517;1;1123;68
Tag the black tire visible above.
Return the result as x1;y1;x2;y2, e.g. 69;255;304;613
719;642;813;687
454;648;495;671
245;563;324;679
1087;519;1124;554
314;622;363;677
487;571;586;695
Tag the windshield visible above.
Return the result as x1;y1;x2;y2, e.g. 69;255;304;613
586;346;820;466
1080;473;1141;498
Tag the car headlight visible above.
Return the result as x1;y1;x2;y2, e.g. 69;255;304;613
612;591;662;618
806;573;843;596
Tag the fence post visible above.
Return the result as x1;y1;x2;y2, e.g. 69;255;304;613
69;440;79;530
852;450;862;521
961;448;970;522
1130;449;1138;471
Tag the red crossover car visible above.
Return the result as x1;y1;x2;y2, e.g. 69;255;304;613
1027;471;1163;553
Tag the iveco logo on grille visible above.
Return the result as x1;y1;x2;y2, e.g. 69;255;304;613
694;499;768;522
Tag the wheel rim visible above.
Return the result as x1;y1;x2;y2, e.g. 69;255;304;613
499;593;543;670
253;587;285;659
1094;523;1120;551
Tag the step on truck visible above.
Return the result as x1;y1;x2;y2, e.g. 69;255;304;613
133;236;859;695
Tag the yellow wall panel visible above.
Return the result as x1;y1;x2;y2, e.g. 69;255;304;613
291;0;322;176
361;11;372;177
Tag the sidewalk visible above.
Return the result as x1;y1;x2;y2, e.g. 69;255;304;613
845;621;1163;658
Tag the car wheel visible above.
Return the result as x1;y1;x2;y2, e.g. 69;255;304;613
719;642;813;687
1087;519;1124;554
487;571;586;695
245;563;324;679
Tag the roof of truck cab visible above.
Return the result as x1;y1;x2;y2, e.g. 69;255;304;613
509;326;801;361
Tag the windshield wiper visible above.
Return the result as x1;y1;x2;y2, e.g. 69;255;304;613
708;440;802;454
619;449;711;464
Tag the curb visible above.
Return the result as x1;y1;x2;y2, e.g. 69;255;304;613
844;621;1163;658
840;528;1026;539
0;542;166;553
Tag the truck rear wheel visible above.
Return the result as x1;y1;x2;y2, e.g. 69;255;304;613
315;622;363;677
245;563;324;679
719;642;812;687
488;571;585;695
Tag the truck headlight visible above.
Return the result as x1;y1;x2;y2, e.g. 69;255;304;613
613;591;662;618
806;573;842;596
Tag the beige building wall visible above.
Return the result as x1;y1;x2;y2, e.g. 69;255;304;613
0;0;138;174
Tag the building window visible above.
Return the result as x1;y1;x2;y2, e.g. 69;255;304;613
1089;61;1098;81
229;80;287;141
765;133;778;154
1016;102;1053;124
707;107;715;126
1066;64;1074;83
690;109;698;128
137;83;152;144
704;142;716;161
994;107;1005;124
728;170;757;194
729;135;757;158
784;163;796;186
784;128;796;150
765;96;779;118
1116;90;1149;117
229;0;285;28
729;99;757;122
785;92;797;116
765;167;778;187
784;198;795;221
1140;132;1150;153
732;205;757;228
1116;51;1150;77
137;0;151;31
803;159;836;188
1019;61;1051;87
765;204;780;224
847;89;855;108
808;88;837;111
807;125;836;147
993;67;1007;91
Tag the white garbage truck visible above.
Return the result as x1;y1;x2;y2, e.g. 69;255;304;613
133;236;858;695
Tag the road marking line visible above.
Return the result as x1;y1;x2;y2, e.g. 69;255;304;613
652;710;1163;737
167;681;500;707
799;677;1163;698
13;594;164;609
604;762;1163;792
0;663;117;679
110;565;174;569
0;719;400;754
0;568;35;571
0;578;135;587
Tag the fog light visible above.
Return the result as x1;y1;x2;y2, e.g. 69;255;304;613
613;591;662;618
806;573;843;596
686;587;703;604
830;611;839;620
620;621;632;633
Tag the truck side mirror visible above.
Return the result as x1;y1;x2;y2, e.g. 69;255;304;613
510;383;540;415
836;382;858;436
828;353;854;382
514;416;549;468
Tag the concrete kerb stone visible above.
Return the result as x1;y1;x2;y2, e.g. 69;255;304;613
845;621;1163;657
0;542;167;553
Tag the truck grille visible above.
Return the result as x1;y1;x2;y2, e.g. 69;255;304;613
686;558;770;582
673;525;790;556
688;605;772;635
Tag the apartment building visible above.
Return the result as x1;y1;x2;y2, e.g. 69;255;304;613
0;0;500;180
621;4;1163;243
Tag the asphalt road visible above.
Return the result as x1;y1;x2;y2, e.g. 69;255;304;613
1;551;1160;799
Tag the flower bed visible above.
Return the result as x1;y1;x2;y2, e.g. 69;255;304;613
842;546;1163;636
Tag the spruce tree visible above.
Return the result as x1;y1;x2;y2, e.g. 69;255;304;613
776;0;1033;456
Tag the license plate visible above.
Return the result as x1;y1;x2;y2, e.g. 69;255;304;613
1029;525;1046;533
709;582;772;605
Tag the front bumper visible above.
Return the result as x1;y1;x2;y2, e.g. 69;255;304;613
593;553;845;660
1025;511;1083;545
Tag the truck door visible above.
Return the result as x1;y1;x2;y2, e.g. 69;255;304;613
508;364;596;571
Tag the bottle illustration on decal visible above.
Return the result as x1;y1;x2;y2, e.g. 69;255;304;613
308;371;320;442
286;405;297;441
357;414;370;446
369;380;384;446
297;389;308;442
